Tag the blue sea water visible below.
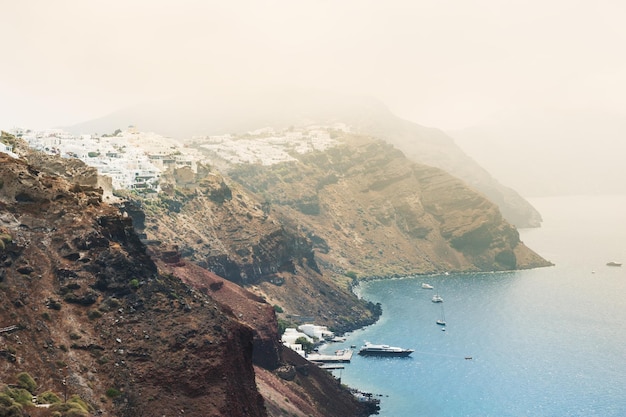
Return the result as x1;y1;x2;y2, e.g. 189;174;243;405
323;195;626;417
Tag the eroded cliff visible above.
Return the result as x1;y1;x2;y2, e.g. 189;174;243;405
0;151;375;417
229;134;551;278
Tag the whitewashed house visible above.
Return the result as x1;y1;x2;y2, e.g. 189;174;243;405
297;324;334;341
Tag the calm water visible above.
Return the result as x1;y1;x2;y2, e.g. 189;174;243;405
323;195;626;417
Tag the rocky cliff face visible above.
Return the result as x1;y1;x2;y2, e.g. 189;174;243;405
0;151;374;417
121;164;382;334
229;134;551;278
350;115;544;229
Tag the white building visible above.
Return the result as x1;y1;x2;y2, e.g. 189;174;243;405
281;327;311;358
297;324;334;341
0;141;18;158
281;328;312;344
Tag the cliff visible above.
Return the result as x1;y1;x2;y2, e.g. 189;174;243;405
120;163;382;334
228;133;551;279
64;91;543;228
0;150;374;417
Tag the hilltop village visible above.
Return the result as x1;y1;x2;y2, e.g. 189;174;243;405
4;124;347;194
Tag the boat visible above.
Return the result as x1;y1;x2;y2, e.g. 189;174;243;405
606;261;622;267
436;304;446;326
358;342;414;357
432;294;443;303
422;283;434;289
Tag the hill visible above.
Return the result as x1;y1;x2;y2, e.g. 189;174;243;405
65;90;542;227
0;143;376;417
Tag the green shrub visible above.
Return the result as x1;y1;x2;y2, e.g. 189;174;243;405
105;388;120;399
68;394;93;412
87;309;102;320
15;372;37;395
344;271;358;280
4;387;32;405
0;403;23;417
49;402;89;416
277;318;292;335
295;336;314;354
273;304;284;313
0;393;14;407
38;391;62;404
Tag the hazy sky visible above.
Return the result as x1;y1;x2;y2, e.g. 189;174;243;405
2;0;625;131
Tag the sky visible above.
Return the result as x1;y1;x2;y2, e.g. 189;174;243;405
2;0;626;195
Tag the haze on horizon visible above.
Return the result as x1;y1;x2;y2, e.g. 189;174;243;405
2;0;626;197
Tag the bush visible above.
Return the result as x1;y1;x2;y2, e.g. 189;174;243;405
15;372;37;394
0;393;14;407
295;336;314;354
273;304;283;313
48;395;93;416
87;310;102;320
0;403;23;417
105;388;120;399
344;271;358;280
4;387;32;406
49;402;89;417
38;391;62;404
277;318;292;336
68;395;93;412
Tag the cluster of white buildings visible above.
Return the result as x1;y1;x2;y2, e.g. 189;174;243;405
7;127;198;192
281;323;335;357
194;124;348;166
2;123;349;193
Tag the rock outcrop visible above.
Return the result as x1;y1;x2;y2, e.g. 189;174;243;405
229;134;551;278
120;163;382;334
0;151;375;417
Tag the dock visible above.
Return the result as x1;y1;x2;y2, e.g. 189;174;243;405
316;364;345;370
307;349;353;363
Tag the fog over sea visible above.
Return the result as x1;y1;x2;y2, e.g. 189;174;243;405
323;195;626;417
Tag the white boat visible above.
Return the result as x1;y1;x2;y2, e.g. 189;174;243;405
606;261;622;267
422;283;434;289
432;294;443;303
436;304;446;326
358;342;414;357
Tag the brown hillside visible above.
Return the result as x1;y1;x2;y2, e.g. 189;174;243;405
0;152;375;417
229;134;551;278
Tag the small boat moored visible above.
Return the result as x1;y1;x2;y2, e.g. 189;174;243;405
358;342;414;357
436;304;446;326
606;261;622;267
432;294;443;303
422;283;434;289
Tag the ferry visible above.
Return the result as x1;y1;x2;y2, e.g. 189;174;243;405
357;342;414;357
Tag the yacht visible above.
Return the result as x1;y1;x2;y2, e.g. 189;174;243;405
422;283;434;289
358;342;414;357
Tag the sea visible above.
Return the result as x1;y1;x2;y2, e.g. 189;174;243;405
321;195;626;417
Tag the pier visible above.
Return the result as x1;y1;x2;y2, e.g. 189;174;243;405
307;349;353;363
